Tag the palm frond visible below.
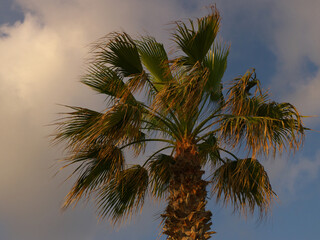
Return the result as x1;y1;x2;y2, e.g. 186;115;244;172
148;154;175;199
81;63;136;103
153;62;209;119
54;106;102;148
96;165;149;223
93;32;143;77
212;158;276;218
198;133;221;166
221;69;305;156
55;103;145;154
172;6;220;65
62;144;125;208
204;41;229;102
136;36;173;89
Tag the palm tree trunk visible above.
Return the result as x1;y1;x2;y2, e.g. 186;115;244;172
162;147;214;240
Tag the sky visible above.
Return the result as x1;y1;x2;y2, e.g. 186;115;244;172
0;0;319;239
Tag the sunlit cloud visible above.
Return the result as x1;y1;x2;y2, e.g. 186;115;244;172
0;0;210;239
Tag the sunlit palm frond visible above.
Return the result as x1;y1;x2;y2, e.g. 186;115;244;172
96;165;149;223
55;102;146;154
54;106;103;149
212;158;276;218
153;62;209;119
220;69;305;156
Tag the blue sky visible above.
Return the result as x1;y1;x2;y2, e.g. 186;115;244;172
0;0;319;239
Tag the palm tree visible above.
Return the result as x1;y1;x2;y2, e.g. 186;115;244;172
54;7;305;240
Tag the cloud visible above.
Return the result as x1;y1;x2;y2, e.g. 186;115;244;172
263;152;320;198
0;0;319;239
268;0;320;126
0;0;211;239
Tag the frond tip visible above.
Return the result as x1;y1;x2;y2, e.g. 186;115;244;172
212;158;276;218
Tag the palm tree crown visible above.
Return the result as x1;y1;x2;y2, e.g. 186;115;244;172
54;6;305;239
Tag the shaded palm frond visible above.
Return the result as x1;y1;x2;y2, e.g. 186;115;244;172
55;102;146;154
96;165;149;223
198;133;221;166
81;63;136;103
54;106;103;148
148;154;175;199
94;103;145;146
212;158;276;218
62;144;125;208
172;6;220;65
204;41;229;102
93;32;143;77
136;36;173;89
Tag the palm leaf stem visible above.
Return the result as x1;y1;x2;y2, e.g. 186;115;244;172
195;118;221;136
141;106;183;140
191;107;223;137
142;75;183;134
141;146;174;168
195;129;220;143
120;138;174;150
218;148;239;161
140;121;174;138
187;93;210;136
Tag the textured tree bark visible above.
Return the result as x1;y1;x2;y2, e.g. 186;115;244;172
162;146;214;240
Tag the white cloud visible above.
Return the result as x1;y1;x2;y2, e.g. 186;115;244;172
0;0;211;239
263;152;320;198
269;0;320;126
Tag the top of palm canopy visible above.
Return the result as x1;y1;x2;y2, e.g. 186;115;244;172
54;6;305;224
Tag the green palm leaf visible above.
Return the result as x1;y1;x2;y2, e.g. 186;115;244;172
136;36;172;88
172;7;220;65
81;63;136;103
204;42;229;102
96;165;149;223
94;32;143;77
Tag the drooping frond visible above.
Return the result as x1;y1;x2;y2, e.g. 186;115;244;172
198;133;221;166
148;154;175;199
172;6;220;65
220;69;305;156
96;165;149;223
212;158;276;218
62;144;125;208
